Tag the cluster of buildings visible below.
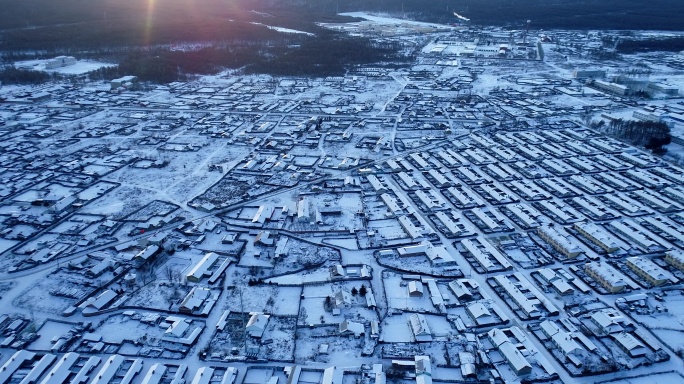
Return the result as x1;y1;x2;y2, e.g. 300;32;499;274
1;16;684;384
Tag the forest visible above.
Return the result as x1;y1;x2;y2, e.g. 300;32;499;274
0;66;57;85
87;35;407;83
601;119;672;154
616;38;684;54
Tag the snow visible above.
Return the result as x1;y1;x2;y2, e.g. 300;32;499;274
250;22;314;36
30;320;77;350
597;372;684;384
381;315;413;342
339;12;455;30
14;59;116;75
0;239;18;254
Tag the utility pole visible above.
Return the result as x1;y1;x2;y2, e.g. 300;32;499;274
239;284;246;351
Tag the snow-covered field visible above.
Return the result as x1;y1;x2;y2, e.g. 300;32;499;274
14;59;115;74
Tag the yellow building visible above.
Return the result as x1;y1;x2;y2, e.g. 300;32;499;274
573;222;620;253
665;250;684;272
584;262;628;293
537;225;583;258
626;257;678;286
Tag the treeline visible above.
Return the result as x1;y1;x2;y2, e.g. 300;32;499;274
245;35;406;77
616;38;684;54
602;119;671;154
0;65;58;84
0;19;289;52
90;45;285;83
87;33;408;83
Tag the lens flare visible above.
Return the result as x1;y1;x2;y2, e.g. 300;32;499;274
143;0;156;46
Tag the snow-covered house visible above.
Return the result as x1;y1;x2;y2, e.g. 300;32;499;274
339;320;365;337
87;258;114;277
134;245;160;262
459;352;476;378
246;312;270;338
370;320;380;339
409;314;432;342
488;328;532;376
179;287;211;313
186;252;219;283
85;290;118;313
334;290;352;310
408;281;424;297
466;302;495;326
415;356;432;384
255;231;274;246
330;264;346;280
591;310;630;334
161;317;202;346
612;332;648;357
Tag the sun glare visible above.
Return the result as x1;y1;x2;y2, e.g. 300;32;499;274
143;0;156;45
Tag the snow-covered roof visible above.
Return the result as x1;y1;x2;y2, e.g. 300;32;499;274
246;313;270;337
339;320;364;337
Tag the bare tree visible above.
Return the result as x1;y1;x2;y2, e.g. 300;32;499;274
298;307;308;324
165;265;175;282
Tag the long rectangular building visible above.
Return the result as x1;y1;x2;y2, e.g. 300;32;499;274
415;190;447;211
631;189;680;212
91;355;125;384
493;273;559;319
571;196;618;220
584;262;633;293
508;180;551;200
537;200;583;224
594;154;631;170
536;225;583;258
665;250;684;272
41;353;80;384
445;186;485;208
367;175;388;193
600;193;649;216
187;252;219;283
663;185;684;204
461;237;512;272
625;256;678;286
625;169;669;189
641;216;684;245
538;177;579;198
568;175;611;195
506;204;542;229
608;220;670;252
434;211;476;237
573;222;620;253
0;351;36;384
